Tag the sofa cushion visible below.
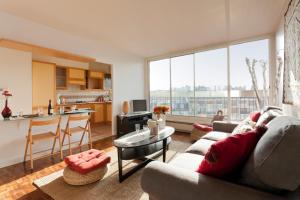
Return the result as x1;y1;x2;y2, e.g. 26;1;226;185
241;116;300;191
193;123;213;132
197;126;267;178
255;109;283;127
202;131;231;141
169;153;204;171
185;139;215;155
261;106;282;113
250;111;261;122
232;117;256;135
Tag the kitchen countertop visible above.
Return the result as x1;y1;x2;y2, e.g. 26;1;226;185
57;101;112;106
1;109;95;122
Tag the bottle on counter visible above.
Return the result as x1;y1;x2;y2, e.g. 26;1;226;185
48;99;54;115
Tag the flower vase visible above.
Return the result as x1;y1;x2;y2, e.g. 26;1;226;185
2;98;12;119
156;114;166;129
156;113;161;120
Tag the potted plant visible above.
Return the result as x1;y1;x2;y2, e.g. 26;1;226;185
153;105;170;129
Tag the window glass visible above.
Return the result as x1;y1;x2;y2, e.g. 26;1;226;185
171;55;194;116
195;48;228;119
149;59;171;111
230;39;269;120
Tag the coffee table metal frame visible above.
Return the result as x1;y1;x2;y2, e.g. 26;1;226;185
114;127;174;183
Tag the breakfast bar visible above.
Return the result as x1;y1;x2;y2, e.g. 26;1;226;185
0;110;94;168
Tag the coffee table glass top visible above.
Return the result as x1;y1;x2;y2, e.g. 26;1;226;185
114;126;175;148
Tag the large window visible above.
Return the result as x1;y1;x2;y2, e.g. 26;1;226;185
149;59;170;110
230;39;269;120
149;39;269;121
195;48;228;118
171;55;194;116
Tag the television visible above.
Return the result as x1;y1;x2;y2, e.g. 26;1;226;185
132;99;147;112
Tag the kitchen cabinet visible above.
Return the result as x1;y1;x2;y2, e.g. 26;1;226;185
75;104;93;110
106;103;112;122
88;70;104;90
92;104;105;123
32;61;55;111
89;71;104;79
56;66;67;89
68;68;86;85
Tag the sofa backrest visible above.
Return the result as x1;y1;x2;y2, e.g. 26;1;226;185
240;116;300;192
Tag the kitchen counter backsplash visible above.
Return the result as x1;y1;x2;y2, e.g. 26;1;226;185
57;90;111;104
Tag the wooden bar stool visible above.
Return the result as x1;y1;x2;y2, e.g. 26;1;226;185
62;114;92;155
24;117;62;170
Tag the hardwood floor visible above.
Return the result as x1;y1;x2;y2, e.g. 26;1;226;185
91;123;112;142
0;132;191;200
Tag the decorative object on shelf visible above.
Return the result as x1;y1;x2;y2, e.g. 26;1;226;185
122;101;129;114
153;105;170;129
283;0;300;104
1;89;12;119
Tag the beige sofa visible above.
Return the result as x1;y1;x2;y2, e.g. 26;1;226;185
141;115;300;200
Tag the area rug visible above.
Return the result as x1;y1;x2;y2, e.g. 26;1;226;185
33;140;190;200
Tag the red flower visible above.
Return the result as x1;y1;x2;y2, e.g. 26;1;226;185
153;105;170;114
2;90;12;97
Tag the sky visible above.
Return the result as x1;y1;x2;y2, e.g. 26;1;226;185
149;39;269;91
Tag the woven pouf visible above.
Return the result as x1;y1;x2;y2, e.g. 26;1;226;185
63;165;108;186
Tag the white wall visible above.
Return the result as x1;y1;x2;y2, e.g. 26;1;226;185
0;47;32;115
0;11;145;134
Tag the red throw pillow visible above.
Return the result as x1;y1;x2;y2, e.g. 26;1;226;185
250;111;261;122
196;126;267;178
193;123;213;132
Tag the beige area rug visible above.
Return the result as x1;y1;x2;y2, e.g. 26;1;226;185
34;140;190;200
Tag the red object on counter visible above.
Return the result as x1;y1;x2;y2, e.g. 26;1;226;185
2;99;12;119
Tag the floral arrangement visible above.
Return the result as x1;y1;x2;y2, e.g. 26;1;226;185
2;90;12;98
153;105;170;115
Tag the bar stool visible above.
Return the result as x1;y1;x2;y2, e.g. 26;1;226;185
24;117;62;169
62;114;92;155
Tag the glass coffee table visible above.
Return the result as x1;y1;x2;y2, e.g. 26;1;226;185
114;126;175;182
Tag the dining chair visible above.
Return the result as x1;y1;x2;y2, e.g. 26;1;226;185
24;117;62;169
62;114;92;155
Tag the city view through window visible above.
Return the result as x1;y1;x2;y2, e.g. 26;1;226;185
149;39;269;121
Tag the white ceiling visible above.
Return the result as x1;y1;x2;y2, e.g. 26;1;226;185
0;0;290;58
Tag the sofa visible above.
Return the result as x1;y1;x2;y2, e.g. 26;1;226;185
141;109;300;200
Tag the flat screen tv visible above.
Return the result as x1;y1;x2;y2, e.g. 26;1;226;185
132;99;147;112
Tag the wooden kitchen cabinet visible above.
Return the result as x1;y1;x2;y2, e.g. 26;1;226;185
89;71;104;79
88;70;104;90
56;66;67;89
68;68;86;85
92;104;105;123
76;104;93;110
32;61;55;111
106;103;112;122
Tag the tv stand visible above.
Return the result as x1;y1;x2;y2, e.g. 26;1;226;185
117;112;152;137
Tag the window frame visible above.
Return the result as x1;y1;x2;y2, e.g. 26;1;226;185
147;37;272;121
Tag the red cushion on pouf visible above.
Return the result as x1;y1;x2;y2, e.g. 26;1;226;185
64;149;111;174
196;126;267;178
193;123;213;132
250;111;261;122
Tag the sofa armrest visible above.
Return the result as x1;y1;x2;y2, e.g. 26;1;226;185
212;121;239;133
141;161;284;200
